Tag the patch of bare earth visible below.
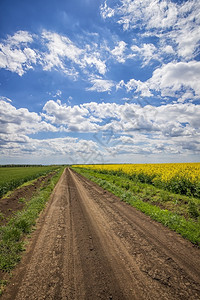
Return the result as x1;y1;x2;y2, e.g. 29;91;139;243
1;168;200;299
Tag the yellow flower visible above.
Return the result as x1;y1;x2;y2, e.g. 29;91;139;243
74;163;200;185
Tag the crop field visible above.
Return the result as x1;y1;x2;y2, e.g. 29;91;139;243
76;163;200;198
73;163;200;245
0;165;60;198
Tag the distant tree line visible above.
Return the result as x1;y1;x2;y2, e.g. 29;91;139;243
0;164;66;168
0;164;43;168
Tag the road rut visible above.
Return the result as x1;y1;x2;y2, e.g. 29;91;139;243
2;168;200;299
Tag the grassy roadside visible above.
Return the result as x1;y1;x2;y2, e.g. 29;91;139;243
72;167;200;246
0;166;65;290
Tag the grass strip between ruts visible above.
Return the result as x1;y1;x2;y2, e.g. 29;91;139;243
73;167;200;246
0;167;65;275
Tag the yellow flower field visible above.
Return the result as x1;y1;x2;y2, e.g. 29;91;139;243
75;163;200;197
77;163;200;183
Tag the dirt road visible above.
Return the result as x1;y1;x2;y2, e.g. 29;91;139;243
2;168;200;299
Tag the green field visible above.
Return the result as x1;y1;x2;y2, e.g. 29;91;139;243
0;165;60;198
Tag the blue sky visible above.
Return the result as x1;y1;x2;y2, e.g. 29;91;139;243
0;0;200;164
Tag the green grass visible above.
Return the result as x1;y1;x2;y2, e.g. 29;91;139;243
0;280;8;295
0;166;65;273
18;197;26;204
72;167;200;246
0;165;60;198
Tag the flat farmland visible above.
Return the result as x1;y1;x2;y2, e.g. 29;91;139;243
76;163;200;198
1;168;200;299
0;165;60;198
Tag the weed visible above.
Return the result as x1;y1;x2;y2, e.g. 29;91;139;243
18;197;26;203
0;280;8;295
160;191;171;202
0;212;4;221
188;201;199;219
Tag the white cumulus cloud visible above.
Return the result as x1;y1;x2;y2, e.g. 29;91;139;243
149;61;200;97
1;99;200;162
87;78;115;92
102;0;200;61
111;41;127;63
100;0;115;19
0;31;37;76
